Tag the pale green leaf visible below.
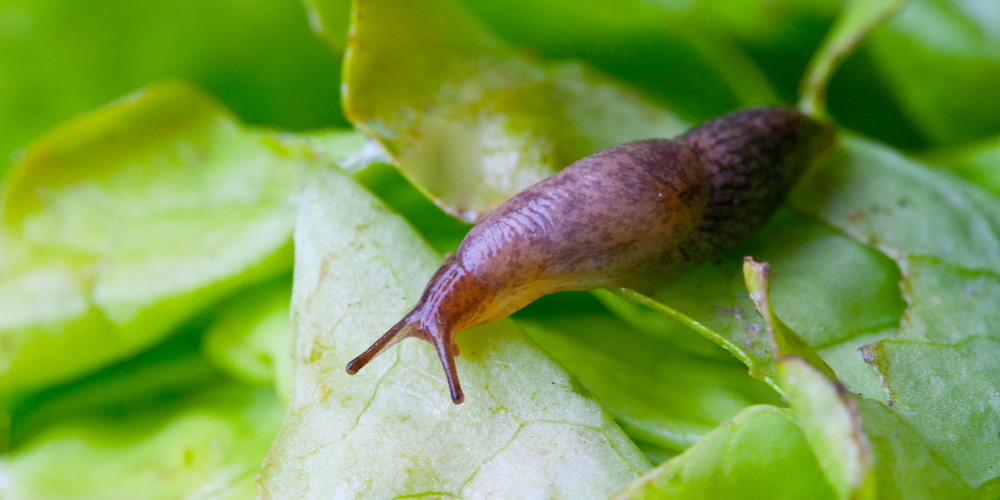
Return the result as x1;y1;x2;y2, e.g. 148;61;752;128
8;381;284;500
257;168;649;499
0;82;311;392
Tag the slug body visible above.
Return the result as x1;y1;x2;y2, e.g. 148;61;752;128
347;107;832;403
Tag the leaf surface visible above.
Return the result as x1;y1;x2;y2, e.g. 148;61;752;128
0;82;311;391
334;0;687;221
517;310;781;457
257;168;649;499
611;405;837;500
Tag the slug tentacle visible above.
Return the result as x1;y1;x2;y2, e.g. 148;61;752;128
346;106;833;404
345;318;415;375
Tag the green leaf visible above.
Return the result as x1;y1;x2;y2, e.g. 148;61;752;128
799;0;908;118
8;381;285;500
202;278;293;401
896;256;1000;344
863;0;1000;146
258;168;649;499
352;162;472;254
743;258;837;380
611;405;837;500
0;82;311;392
600;208;904;395
857;258;1000;490
777;354;977;500
928;135;1000;198
856;397;974;499
0;0;346;178
790;135;1000;274
863;337;1000;488
458;0;781;118
303;0;352;53
779;357;875;500
333;0;687;222
517;308;781;456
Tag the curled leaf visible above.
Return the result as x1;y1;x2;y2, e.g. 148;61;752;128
779;357;875;500
335;0;687;222
743;257;837;380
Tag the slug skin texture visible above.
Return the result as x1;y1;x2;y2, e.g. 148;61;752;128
347;106;834;403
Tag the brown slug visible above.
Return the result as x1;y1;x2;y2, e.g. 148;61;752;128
347;106;833;404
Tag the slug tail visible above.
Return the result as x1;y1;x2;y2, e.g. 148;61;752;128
346;318;414;374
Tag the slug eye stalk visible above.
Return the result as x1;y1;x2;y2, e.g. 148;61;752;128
347;318;464;404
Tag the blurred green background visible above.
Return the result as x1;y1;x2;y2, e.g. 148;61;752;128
6;0;999;186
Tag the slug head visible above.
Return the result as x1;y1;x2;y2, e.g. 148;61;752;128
347;260;476;404
346;316;465;403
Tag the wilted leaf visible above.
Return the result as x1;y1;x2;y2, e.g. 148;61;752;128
258;168;649;499
611;405;837;500
0;82;313;392
330;0;687;221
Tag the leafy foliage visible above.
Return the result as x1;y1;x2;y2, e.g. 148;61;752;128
4;0;1000;498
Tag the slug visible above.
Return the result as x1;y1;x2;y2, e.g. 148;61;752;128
347;106;833;403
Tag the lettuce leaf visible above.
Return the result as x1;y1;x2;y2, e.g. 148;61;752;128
257;168;649;499
1;82;309;392
334;0;688;221
7;330;285;500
